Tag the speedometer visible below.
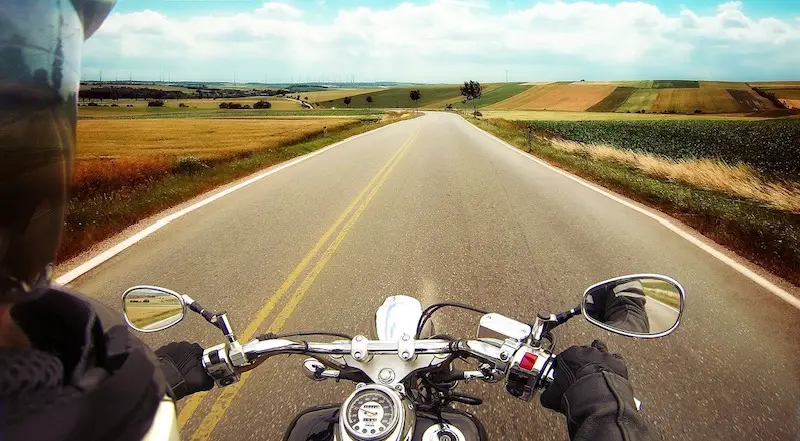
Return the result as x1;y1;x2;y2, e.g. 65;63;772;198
343;388;399;439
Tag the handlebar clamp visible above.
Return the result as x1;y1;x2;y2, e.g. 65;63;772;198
202;344;240;387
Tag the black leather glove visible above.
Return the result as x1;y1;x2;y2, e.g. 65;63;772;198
156;341;214;401
540;339;627;413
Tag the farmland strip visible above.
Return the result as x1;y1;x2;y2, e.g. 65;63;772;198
587;87;637;112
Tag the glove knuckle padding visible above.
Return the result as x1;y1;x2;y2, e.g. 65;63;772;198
156;341;212;400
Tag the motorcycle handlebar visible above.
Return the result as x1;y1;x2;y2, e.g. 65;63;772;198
242;338;458;359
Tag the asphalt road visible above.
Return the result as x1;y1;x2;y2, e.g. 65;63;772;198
643;297;679;334
70;112;800;441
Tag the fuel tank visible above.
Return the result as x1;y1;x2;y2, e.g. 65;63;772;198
283;405;487;441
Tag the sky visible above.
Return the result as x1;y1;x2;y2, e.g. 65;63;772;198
81;0;800;83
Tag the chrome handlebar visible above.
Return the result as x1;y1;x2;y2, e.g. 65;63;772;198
204;335;555;395
241;338;457;360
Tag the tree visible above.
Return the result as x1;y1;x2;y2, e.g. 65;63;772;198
343;96;352;107
253;100;272;109
366;96;373;105
460;80;482;114
409;89;421;107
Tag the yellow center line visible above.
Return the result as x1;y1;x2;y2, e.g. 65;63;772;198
188;128;420;441
177;124;421;427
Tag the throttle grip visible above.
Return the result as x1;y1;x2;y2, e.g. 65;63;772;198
542;358;642;411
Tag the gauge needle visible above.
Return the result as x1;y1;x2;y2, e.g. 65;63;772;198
362;409;378;416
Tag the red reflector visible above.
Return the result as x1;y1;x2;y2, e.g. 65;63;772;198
520;352;538;370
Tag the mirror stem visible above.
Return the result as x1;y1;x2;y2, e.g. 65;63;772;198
554;306;581;325
180;294;238;342
181;294;217;325
214;313;237;343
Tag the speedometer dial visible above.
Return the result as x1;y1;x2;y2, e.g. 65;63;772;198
344;389;398;439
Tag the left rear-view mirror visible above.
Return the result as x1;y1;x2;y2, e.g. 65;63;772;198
122;286;186;332
582;274;685;338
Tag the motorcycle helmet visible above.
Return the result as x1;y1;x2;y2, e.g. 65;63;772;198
0;0;116;302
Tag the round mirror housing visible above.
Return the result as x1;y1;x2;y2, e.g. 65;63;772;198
582;274;685;339
122;286;186;332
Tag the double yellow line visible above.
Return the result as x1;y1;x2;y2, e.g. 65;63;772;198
180;124;422;441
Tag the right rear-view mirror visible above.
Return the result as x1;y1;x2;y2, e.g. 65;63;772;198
582;274;686;338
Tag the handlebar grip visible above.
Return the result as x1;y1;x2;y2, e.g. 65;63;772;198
542;357;642;411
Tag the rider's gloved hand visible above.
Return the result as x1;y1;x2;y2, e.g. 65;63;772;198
156;341;214;400
540;340;627;413
541;340;651;441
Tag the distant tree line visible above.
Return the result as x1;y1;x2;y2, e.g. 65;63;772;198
752;87;787;109
78;86;294;101
219;100;272;110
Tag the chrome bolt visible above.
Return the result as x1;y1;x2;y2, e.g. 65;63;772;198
354;351;363;359
355;335;363;342
378;368;395;383
401;351;411;359
500;352;508;361
402;334;410;341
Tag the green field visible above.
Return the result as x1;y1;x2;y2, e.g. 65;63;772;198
479;110;770;121
614;89;659;113
322;85;462;109
588;87;637;112
440;83;532;110
521;119;800;179
651;80;700;89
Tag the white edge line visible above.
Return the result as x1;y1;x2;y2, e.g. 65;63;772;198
648;296;681;315
56;120;403;286
459;115;800;311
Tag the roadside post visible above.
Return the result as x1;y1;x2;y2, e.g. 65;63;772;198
526;126;533;153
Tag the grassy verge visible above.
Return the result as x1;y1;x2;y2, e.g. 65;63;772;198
468;116;800;286
61;114;414;261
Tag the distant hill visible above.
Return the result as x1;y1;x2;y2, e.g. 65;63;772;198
317;80;800;115
486;81;783;114
320;85;462;109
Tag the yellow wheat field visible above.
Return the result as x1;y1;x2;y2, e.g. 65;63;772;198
77;118;356;159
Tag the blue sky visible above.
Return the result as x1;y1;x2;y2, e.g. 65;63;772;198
82;1;800;83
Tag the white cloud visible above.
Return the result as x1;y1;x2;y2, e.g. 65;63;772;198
255;2;303;18
82;1;800;82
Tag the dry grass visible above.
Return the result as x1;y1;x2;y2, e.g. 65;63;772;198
548;138;800;212
750;81;800;89
77;118;353;159
73;118;357;195
699;81;751;89
303;88;385;103
782;99;800;109
771;89;800;100
649;89;740;113
487;84;616;111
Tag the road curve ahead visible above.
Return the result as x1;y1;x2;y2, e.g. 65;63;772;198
71;112;800;441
